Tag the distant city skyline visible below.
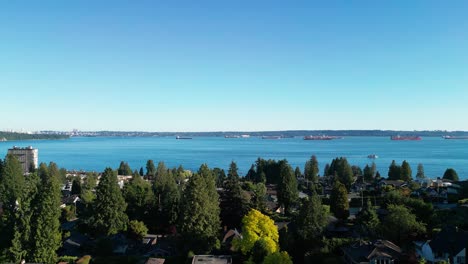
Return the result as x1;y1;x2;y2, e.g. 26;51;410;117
1;1;467;131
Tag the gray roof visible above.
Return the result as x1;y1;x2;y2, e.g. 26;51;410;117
192;255;232;264
343;240;402;263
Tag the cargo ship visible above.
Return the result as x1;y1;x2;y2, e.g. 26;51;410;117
176;136;192;140
390;135;421;141
262;136;281;140
442;135;468;140
303;135;343;140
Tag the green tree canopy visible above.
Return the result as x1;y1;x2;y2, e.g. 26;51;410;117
327;157;354;190
29;163;62;263
146;160;156;178
122;174;154;224
388;160;401;180
330;180;349;220
233;209;279;255
400;160;412;181
381;204;426;243
263;251;293;264
179;164;220;253
127;220;148;240
416;164;425;179
71;178;82;195
153;163;180;229
294;193;328;241
443;168;459;181
88;168;128;236
117;161;132;176
221;161;249;229
277;161;298;215
304;155;319;183
356;199;379;237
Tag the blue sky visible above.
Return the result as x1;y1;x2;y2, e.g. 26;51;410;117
1;1;467;132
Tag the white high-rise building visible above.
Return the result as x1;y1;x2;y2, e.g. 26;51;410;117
7;146;38;174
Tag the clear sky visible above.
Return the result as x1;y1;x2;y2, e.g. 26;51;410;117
1;1;467;132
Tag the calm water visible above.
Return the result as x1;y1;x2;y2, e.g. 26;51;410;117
1;136;467;179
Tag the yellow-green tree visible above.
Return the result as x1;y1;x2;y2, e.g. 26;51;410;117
233;209;279;255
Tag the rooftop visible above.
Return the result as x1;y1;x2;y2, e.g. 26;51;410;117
192;255;232;264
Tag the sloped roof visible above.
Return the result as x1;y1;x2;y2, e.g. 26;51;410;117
429;227;468;256
343;240;402;262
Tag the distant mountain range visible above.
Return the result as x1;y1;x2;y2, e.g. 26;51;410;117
37;130;468;138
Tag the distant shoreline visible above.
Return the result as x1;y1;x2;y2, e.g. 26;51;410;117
37;130;468;138
3;130;468;140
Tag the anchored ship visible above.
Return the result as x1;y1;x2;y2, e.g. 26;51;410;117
390;135;421;141
303;135;343;140
443;135;468;140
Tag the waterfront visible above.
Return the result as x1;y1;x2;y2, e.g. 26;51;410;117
1;136;467;179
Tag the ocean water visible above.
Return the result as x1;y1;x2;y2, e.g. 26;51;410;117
0;136;467;179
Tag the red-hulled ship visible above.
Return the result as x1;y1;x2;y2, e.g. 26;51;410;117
390;135;422;141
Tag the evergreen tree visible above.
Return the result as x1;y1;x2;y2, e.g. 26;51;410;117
30;163;62;263
323;163;330;176
356;199;379;237
294;193;328;241
246;164;256;181
294;166;301;179
328;157;354;190
71;178;82;195
146;160;156;179
363;164;373;183
443;168;459;181
153;163;180;228
416;164;425;179
330;180;349;220
117;161;132;176
88;168;128;235
0;155;26;254
179;164;220;253
277;162;298;215
212;168;226;188
304;155;319;184
122;173;154;223
388;160;401;180
351;165;363;177
139;167;144;176
251;182;267;212
400;160;412;181
0;155;25;211
221;161;249;228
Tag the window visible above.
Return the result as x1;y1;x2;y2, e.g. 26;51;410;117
456;256;465;264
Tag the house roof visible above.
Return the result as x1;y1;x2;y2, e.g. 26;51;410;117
146;258;165;264
429;227;468;256
192;255;232;264
343;240;402;263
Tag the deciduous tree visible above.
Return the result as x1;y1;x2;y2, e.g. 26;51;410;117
233;209;279;255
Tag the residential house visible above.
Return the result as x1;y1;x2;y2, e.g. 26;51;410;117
414;227;468;264
342;240;402;264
